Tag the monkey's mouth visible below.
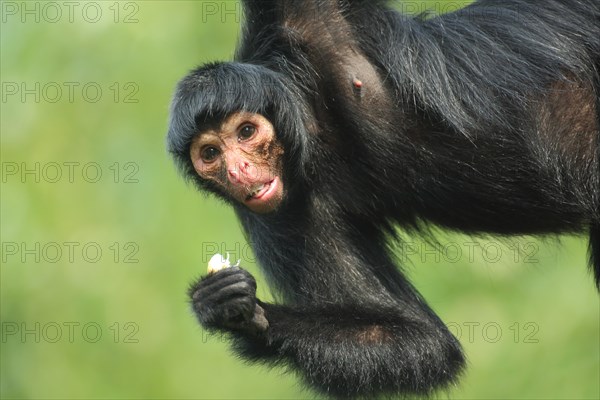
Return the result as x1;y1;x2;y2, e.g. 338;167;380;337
245;178;279;202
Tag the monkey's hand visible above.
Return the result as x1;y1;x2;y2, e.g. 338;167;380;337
188;267;269;335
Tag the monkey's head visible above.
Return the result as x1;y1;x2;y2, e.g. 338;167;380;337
167;62;310;214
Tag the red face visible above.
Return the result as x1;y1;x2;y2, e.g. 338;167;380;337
190;112;285;214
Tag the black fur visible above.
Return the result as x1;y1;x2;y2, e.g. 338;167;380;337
168;0;600;397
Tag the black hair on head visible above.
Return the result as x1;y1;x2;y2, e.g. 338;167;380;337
167;62;310;194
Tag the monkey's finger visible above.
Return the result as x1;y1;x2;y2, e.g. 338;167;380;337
221;297;256;321
199;281;256;306
204;266;256;289
189;268;251;297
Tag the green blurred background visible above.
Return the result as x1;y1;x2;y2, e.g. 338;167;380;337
1;1;598;399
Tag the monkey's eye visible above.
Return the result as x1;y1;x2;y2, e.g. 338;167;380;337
200;146;220;163
238;124;256;141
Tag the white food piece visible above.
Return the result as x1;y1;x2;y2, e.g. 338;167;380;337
207;253;231;274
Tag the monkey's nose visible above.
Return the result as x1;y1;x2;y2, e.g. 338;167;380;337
239;161;250;173
228;169;242;184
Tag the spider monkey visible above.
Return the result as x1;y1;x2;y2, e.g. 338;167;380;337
167;0;599;397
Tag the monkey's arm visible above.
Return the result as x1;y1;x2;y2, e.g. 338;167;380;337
190;267;464;397
237;302;464;397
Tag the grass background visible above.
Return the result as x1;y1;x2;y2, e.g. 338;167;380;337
1;1;598;399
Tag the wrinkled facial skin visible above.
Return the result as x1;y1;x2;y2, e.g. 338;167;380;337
190;112;285;214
